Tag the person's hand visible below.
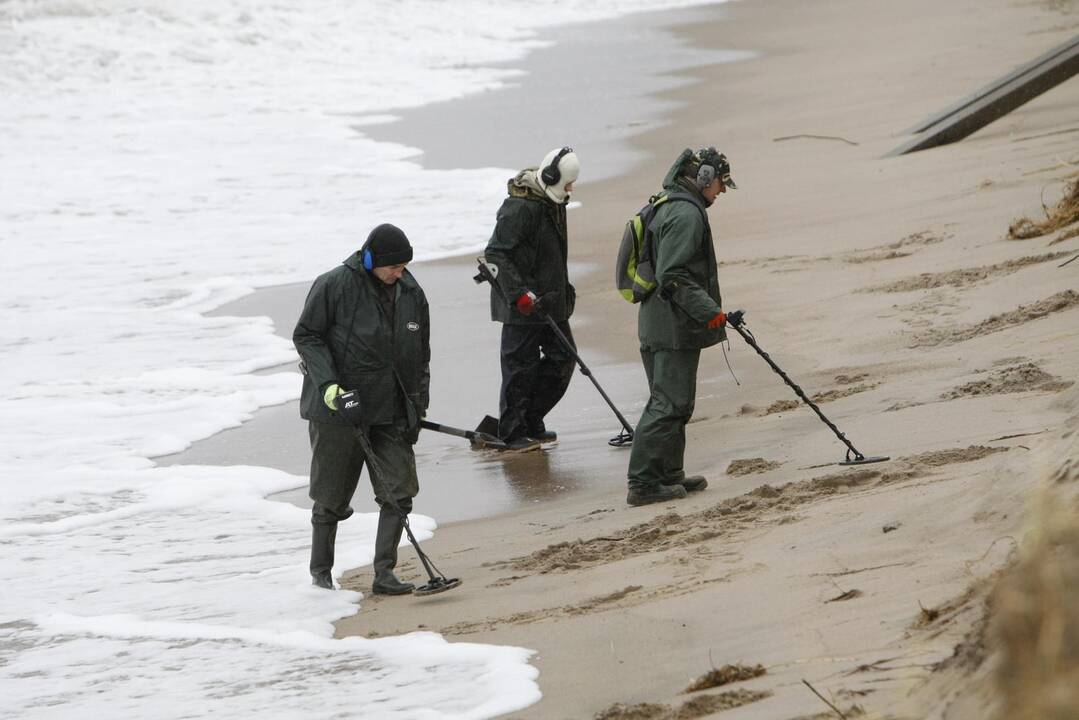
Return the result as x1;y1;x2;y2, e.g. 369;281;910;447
336;389;366;428
726;309;745;328
515;291;538;316
707;312;727;329
323;383;342;410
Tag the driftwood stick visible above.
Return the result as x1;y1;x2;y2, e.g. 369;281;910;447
773;134;859;146
801;679;846;719
988;429;1048;442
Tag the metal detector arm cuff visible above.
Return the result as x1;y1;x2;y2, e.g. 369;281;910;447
475;257;512;302
473;257;497;287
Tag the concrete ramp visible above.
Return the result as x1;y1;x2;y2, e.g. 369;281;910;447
890;35;1079;156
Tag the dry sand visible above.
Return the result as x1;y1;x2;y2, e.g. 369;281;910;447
331;0;1079;717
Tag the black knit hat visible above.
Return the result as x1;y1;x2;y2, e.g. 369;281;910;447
364;223;413;268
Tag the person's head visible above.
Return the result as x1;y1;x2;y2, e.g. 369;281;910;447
537;146;580;204
361;223;413;284
685;146;736;206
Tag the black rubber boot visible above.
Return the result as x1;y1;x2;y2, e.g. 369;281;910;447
500;436;542;452
627;483;688;507
372;506;414;596
663;475;708;492
310;521;337;590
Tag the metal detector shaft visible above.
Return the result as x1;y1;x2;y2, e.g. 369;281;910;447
728;320;871;463
419;419;508;450
352;427;450;584
537;313;635;440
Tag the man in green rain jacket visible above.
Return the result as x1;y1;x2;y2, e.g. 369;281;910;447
627;147;737;506
294;223;430;593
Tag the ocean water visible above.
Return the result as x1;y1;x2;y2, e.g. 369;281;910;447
0;1;724;717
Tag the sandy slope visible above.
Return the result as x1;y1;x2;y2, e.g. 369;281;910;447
333;0;1079;717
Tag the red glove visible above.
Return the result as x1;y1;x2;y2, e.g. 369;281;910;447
515;291;538;316
707;312;727;329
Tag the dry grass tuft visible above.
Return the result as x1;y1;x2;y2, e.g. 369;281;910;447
726;458;782;476
595;702;667;720
1049;225;1079;246
1009;179;1079;240
990;491;1079;719
683;663;766;693
594;690;772;720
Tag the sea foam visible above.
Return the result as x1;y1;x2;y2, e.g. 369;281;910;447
1;0;722;716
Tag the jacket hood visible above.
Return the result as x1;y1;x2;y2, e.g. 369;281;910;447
507;168;548;200
662;148;695;190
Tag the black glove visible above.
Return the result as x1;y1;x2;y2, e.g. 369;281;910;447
727;309;745;328
336;389;367;429
404;423;421;445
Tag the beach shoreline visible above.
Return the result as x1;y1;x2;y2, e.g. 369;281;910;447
163;0;1079;716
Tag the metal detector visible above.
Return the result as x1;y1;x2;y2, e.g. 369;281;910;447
473;257;635;447
419;418;509;451
349;421;462;597
726;311;889;466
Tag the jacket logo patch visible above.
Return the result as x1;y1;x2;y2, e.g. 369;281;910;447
406;321;420;332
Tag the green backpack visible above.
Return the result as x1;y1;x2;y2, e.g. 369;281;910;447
615;191;704;303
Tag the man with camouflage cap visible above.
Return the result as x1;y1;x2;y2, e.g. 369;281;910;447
626;147;737;506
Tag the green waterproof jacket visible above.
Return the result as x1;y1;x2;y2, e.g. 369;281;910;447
638;151;725;350
293;252;430;429
484;170;576;324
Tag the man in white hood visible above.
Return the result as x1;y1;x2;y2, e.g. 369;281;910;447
482;146;581;450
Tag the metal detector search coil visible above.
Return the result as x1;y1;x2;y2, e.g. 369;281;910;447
727;311;889;467
352;427;463;597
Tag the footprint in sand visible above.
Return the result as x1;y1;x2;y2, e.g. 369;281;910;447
863;251;1071;294
726;458;782;475
504;445;1009;576
911;290;1079;347
759;379;878;416
942;361;1073;399
842;229;951;265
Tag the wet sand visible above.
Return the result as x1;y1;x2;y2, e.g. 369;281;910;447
162;0;1079;716
358;5;753;181
154;257;647;522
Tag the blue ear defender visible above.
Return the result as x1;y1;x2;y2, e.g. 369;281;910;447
362;245;374;270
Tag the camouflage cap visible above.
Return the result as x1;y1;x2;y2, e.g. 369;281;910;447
695;146;737;189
